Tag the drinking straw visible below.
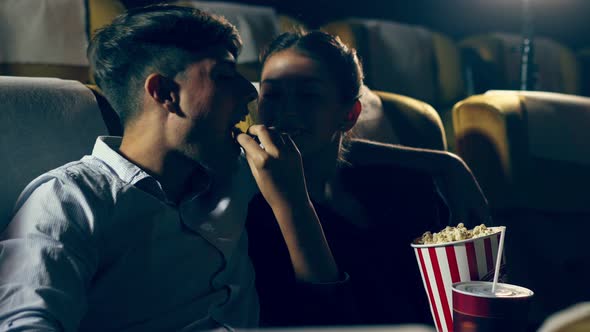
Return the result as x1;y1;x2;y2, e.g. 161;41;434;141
492;226;506;294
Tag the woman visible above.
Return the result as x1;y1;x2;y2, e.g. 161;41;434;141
246;30;488;327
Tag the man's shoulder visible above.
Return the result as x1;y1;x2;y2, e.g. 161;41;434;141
8;158;122;239
20;157;123;207
49;157;121;189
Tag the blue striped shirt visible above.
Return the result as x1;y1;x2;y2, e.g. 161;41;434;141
0;136;259;331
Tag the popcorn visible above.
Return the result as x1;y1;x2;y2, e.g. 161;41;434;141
417;223;497;245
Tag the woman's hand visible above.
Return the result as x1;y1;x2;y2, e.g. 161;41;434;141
238;124;340;282
237;124;310;210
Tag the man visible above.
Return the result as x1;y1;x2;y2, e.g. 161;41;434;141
0;5;341;331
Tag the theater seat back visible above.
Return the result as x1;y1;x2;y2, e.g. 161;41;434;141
353;87;447;151
460;33;581;95
452;90;590;326
0;0;125;82
0;76;111;228
322;19;438;106
173;1;305;81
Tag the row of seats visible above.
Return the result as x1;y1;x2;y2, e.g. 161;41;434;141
321;19;590;152
0;0;303;83
460;33;582;95
349;82;590;328
452;90;590;326
3;1;589;99
327;77;590;329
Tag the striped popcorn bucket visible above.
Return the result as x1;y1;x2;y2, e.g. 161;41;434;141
411;227;506;332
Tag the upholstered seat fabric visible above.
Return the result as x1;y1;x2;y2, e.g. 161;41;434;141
0;76;109;227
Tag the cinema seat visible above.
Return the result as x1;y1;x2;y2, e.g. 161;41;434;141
578;47;590;97
352;87;447;151
539;302;590;332
278;14;307;34
173;1;304;81
460;33;582;95
321;19;465;150
452;90;590;326
0;76;118;230
431;32;467;150
0;0;125;82
322;19;439;106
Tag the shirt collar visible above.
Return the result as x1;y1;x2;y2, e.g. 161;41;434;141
91;136;223;205
91;136;155;187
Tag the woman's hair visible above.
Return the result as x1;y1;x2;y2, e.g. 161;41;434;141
260;30;364;104
259;30;365;164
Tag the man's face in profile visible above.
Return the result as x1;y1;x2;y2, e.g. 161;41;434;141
170;46;257;171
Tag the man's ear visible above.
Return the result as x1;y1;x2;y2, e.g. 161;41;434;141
145;73;180;114
341;99;362;131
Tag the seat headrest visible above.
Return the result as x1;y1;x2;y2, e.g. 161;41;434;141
340;85;447;150
453;90;590;211
0;76;108;225
460;33;581;95
538;302;590;332
0;0;125;82
432;32;466;106
351;86;400;144
323;19;438;105
0;0;88;66
173;1;279;64
485;90;590;165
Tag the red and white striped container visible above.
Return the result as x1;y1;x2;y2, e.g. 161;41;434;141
411;227;506;332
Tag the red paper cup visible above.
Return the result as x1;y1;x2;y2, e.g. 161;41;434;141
452;281;534;332
411;227;506;332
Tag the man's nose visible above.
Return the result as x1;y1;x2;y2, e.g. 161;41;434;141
239;76;258;103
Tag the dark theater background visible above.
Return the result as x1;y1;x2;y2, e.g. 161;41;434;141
122;0;590;49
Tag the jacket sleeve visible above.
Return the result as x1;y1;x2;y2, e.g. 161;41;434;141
0;176;99;332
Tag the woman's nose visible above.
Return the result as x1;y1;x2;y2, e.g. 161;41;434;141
279;94;300;116
274;99;302;128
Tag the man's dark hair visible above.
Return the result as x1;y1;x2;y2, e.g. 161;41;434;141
260;30;364;104
88;5;241;126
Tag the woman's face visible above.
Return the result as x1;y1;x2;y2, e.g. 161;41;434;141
258;49;349;157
